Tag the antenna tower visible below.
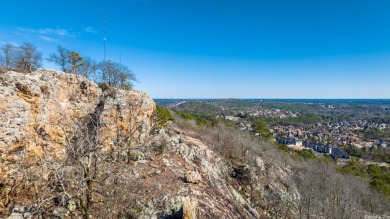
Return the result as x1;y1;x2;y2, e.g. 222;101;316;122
103;10;107;61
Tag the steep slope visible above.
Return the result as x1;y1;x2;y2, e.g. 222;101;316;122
0;70;301;218
0;70;155;216
3;70;387;219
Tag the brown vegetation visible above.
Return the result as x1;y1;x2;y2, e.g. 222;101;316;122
172;111;390;218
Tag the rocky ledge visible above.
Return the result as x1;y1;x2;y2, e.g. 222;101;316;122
0;70;300;219
0;69;154;179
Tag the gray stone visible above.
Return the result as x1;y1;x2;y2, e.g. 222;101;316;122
255;157;265;172
162;158;172;167
67;199;77;212
248;207;260;218
6;212;24;219
184;171;202;184
150;163;158;168
136;160;148;165
53;207;69;218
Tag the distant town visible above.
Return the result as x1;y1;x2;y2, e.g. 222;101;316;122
157;99;390;165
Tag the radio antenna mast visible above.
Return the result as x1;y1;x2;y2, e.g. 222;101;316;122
119;52;122;85
102;10;108;83
103;10;107;61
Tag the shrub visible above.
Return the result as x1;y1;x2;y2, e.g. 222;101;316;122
177;111;195;120
339;158;367;177
231;165;252;184
153;105;174;129
277;143;290;153
40;84;50;96
251;120;272;141
296;149;317;160
121;82;132;90
98;82;110;92
370;179;390;196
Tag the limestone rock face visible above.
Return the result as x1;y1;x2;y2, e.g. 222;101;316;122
0;69;155;175
0;70;302;219
183;197;198;219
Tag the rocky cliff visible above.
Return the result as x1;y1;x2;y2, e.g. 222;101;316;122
0;69;154;182
0;70;301;219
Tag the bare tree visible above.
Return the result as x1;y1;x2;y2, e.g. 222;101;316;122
10;149;59;219
47;45;70;73
15;43;42;73
1;43;16;70
98;60;137;89
78;57;97;80
63;115;104;219
117;64;137;90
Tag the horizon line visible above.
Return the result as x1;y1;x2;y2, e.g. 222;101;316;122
152;98;390;100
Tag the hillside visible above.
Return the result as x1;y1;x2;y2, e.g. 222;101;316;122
0;70;389;219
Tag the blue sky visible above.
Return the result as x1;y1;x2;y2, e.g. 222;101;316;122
1;0;389;98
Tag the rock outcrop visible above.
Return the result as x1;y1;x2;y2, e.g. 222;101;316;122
0;70;301;219
183;197;198;219
0;69;154;176
184;171;202;184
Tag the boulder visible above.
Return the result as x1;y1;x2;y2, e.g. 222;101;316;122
184;171;202;184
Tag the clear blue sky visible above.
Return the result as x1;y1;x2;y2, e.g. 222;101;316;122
1;0;389;98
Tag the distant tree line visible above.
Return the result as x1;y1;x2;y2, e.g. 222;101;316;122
0;42;42;73
0;42;136;90
355;127;390;141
